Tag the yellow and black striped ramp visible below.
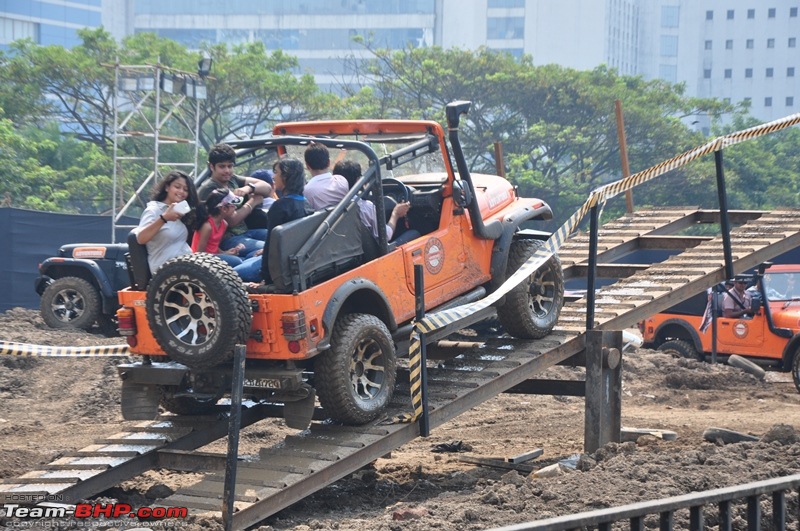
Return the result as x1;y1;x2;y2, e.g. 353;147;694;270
396;111;800;424
0;341;129;357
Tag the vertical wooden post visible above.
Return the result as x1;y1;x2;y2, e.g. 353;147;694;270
615;100;634;213
493;142;506;178
584;330;623;453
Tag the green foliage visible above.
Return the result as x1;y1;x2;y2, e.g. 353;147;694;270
197;42;339;147
0;118;113;213
350;45;743;229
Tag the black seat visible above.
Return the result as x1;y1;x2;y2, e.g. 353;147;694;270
126;230;151;291
267;206;366;293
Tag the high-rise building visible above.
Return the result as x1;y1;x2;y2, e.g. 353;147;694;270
129;0;437;91
442;0;641;76
642;1;799;124
0;0;103;50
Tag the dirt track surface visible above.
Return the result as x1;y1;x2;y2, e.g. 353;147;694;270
1;307;800;530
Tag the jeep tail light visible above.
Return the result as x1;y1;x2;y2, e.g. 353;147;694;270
281;310;307;341
117;307;137;346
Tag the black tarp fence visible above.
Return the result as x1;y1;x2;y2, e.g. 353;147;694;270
0;208;137;312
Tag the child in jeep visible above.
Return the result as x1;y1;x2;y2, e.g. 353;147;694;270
192;188;246;267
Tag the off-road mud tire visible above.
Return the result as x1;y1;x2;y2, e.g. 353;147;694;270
40;276;100;331
728;354;766;380
792;350;800;393
146;254;251;369
658;339;702;361
497;239;564;339
314;313;397;425
160;390;220;416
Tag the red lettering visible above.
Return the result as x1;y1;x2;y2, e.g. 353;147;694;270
113;503;132;517
166;506;188;518
74;504;92;518
93;504;113;517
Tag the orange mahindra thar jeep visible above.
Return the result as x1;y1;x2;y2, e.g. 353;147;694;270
641;262;800;392
115;101;565;427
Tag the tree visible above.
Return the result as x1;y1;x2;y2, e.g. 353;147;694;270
0;115;113;213
0;30;338;153
197;42;339;148
343;45;734;228
1;29;118;149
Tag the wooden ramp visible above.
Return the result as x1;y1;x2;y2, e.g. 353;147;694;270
158;207;800;529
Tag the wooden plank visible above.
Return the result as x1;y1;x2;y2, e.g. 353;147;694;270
457;456;535;474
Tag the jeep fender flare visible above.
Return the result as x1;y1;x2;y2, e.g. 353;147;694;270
653;318;703;353
37;258;116;299
780;333;800;370
488;203;553;293
319;278;397;351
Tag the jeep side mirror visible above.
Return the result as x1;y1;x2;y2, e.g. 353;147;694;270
452;179;472;208
751;291;762;314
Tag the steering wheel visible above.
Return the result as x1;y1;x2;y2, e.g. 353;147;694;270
381;178;412;230
381;178;410;204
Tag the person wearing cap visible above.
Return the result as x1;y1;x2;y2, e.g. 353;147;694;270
251;167;278;211
192;188;245;267
197;143;273;258
723;275;753;319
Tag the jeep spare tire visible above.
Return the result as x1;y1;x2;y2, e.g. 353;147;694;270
146;254;251;369
497;239;565;339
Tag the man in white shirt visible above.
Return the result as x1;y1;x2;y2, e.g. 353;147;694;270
303;143;349;210
723;276;753;319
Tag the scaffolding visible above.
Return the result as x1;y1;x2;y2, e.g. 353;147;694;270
110;60;207;242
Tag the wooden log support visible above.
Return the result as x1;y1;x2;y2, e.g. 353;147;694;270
584;330;623;453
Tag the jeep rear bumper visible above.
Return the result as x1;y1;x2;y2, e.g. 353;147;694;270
117;361;305;393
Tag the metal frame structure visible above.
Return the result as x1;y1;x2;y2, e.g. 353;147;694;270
110;61;205;242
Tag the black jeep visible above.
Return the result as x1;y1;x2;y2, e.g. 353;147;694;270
35;243;129;335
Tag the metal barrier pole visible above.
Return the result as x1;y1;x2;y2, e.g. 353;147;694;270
711;288;718;364
222;344;246;531
715;150;734;281
414;264;430;437
586;205;600;331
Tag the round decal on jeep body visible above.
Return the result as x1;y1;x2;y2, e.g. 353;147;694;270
424;237;445;275
733;321;749;339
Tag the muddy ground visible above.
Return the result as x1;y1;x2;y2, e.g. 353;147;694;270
1;307;799;530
